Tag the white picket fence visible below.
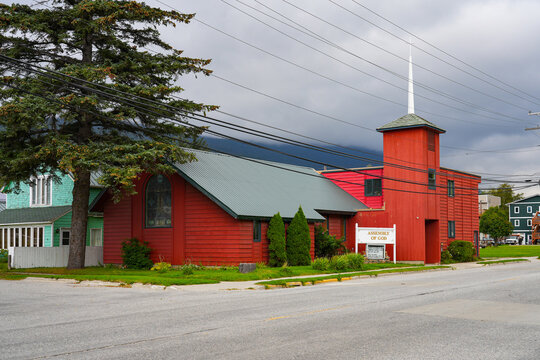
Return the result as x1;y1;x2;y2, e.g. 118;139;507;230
8;246;103;269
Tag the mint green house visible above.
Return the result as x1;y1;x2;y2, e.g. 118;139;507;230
0;172;104;250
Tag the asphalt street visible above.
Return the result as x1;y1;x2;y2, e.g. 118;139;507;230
1;260;539;360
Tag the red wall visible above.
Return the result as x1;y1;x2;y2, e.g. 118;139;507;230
102;173;321;265
323;168;384;209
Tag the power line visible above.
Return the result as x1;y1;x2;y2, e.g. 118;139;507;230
341;0;540;105
0;54;495;193
220;0;529;125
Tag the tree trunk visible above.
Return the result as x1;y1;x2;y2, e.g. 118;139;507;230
67;168;91;269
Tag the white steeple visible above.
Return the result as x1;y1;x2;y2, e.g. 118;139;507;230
408;41;415;114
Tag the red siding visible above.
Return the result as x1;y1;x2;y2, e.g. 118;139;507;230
103;195;132;264
323;168;384;208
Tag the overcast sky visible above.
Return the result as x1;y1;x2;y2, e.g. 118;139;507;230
11;0;540;195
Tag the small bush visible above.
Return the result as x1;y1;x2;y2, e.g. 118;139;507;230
448;240;475;262
440;250;453;264
121;238;153;269
180;263;199;275
329;255;349;271
151;262;171;273
344;253;365;270
312;257;330;271
314;225;345;258
0;249;8;263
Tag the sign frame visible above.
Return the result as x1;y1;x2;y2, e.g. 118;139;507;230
355;224;396;264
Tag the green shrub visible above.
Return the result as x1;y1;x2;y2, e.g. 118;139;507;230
151;262;171;273
0;249;7;263
121;238;153;269
329;255;349;271
180;263;199;275
440;250;453;264
344;253;365;270
314;225;345;258
312;257;330;271
286;206;312;266
268;212;287;267
448;240;475;262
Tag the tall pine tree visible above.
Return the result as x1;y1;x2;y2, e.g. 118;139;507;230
267;212;286;267
286;206;311;266
0;1;214;268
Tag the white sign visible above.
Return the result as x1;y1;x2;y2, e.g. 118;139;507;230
355;224;396;264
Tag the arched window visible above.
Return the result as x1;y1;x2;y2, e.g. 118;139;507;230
145;175;172;228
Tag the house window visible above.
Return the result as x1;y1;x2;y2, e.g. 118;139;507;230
61;229;71;246
527;206;532;213
447;180;455;197
527;219;532;227
253;221;261;243
30;175;51;206
364;178;382;196
528;234;532;241
514;219;520;227
514;206;519;214
90;228;102;246
448;221;455;238
145;175;172;228
342;218;347;239
428;169;436;190
325;215;330;230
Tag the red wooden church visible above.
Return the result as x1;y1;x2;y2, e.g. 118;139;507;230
91;150;367;265
322;113;480;263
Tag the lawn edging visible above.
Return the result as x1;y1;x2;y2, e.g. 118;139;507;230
476;258;530;265
257;266;450;289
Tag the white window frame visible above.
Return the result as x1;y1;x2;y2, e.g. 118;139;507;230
527;219;532;227
528;234;532;240
89;228;102;247
29;175;52;206
514;219;520;227
514;206;519;214
527;206;532;213
60;228;71;246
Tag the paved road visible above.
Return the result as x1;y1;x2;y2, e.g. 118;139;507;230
1;260;540;360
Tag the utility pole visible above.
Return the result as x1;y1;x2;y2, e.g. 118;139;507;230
525;111;540;131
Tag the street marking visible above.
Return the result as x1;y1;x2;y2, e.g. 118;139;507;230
399;299;540;326
266;305;351;321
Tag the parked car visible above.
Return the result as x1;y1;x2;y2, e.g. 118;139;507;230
504;236;519;245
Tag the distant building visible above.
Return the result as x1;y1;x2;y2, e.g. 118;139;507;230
508;195;540;244
478;194;501;215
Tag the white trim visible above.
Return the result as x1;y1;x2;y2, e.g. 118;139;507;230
514;219;520;226
514;206;519;214
527;206;533;213
0;222;50;227
89;228;103;247
527;219;533;226
29;175;52;207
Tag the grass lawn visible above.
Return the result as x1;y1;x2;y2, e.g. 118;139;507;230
0;262;423;286
479;245;540;259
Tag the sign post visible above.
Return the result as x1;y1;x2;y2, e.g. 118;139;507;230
355;224;396;264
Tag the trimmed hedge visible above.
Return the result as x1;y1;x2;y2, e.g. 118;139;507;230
448;240;475;262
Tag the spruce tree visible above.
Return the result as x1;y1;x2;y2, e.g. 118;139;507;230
286;206;312;266
267;212;286;267
0;1;213;268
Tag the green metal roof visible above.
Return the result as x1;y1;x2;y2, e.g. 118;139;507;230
173;150;368;221
377;113;446;133
0;205;71;225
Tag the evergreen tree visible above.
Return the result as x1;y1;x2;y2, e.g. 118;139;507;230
0;1;213;268
286;206;311;266
267;212;286;267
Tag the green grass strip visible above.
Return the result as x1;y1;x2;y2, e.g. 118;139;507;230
257;266;449;287
477;259;529;265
